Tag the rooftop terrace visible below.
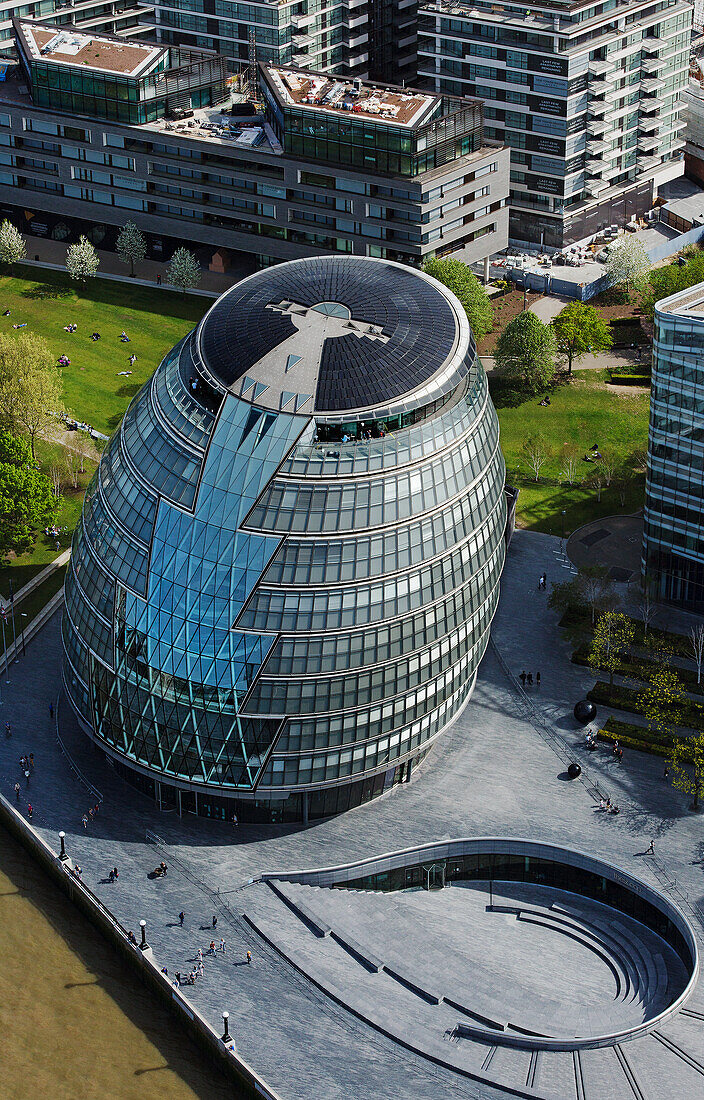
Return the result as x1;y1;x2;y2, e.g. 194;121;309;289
265;66;440;129
15;20;164;77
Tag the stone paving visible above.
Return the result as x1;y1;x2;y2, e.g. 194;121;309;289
2;529;704;1099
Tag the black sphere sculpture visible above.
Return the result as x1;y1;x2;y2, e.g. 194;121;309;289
574;699;596;726
567;762;582;779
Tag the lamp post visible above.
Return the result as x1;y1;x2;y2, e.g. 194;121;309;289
222;1011;231;1043
139;919;148;950
59;830;68;861
561;509;566;542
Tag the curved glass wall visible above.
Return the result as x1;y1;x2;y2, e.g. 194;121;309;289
62;268;507;823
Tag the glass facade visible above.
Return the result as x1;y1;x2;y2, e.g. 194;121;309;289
62;257;506;821
643;285;704;609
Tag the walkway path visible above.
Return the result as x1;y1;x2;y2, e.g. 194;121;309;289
1;530;704;1100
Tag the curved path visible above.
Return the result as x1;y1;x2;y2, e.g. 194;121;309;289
2;528;704;1099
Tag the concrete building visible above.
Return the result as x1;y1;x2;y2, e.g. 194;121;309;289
0;28;509;270
416;0;691;250
643;281;704;609
682;77;704;186
62;256;507;821
0;0;153;56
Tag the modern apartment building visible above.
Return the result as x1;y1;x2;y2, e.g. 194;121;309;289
682;76;704;185
0;27;509;270
416;0;692;249
0;0;153;55
643;282;704;610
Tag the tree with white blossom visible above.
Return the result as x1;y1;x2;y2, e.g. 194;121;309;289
116;220;147;277
0;219;26;273
65;235;99;285
167;246;201;293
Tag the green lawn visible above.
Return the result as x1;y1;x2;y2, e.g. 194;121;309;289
0;267;207;434
494;368;650;534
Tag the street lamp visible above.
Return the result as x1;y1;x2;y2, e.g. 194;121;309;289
20;613;27;658
561;509;566;541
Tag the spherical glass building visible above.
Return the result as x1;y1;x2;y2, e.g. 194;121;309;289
62;257;506;822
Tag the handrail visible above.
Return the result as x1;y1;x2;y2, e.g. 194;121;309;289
55;693;103;804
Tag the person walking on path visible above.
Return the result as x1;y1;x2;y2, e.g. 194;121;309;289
24;769;30;787
536;672;541;688
29;753;34;769
14;782;20;801
27;803;32;819
246;950;252;965
527;673;533;687
212;914;218;930
219;938;225;953
81;813;88;829
179;911;185;926
519;671;527;688
646;840;655;855
49;702;54;720
663;765;670;781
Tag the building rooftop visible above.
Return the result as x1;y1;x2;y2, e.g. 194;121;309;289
264;66;440;130
197;257;470;418
15;19;165;77
656;281;704;315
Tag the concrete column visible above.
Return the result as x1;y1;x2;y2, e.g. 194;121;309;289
302;792;309;826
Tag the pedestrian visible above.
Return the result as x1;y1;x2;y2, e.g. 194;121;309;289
49;701;54;720
232;813;238;827
246;950;252;965
29;753;34;769
88;807;94;820
75;865;82;878
536;672;541;688
82;813;88;829
197;948;203;963
220;938;225;953
646;839;654;855
93;803;99;816
24;769;30;786
113;866;119;880
5;721;11;738
519;671;527;687
198;961;204;978
128;930;137;945
527;673;533;686
14;782;20;801
209;941;215;955
156;273;162;286
542;572;547;589
663;765;670;780
109;868;114;882
27;803;32;819
212;914;218;929
179;911;185;926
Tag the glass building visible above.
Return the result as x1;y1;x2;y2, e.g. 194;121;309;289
62;256;506;822
643;281;704;610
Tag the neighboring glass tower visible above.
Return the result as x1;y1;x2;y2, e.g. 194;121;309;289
643;281;704;609
62;257;506;822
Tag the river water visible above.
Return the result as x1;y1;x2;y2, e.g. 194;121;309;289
0;824;235;1100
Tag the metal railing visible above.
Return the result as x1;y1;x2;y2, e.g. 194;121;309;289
55;693;103;804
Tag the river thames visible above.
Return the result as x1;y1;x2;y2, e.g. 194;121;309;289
0;824;236;1100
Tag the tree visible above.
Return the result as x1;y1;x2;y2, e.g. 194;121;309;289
548;564;617;627
670;732;704;812
689;623;704;685
521;434;550;481
589;610;635;689
65;235;99;284
638;662;685;746
637;582;656;639
580;564;618;626
0;332;63;459
116;220;147;278
597;455;617;488
494;311;556;394
559;454;579;486
606;238;650;293
423;257;494;340
167;247;201;293
0;219;26;273
0;430;55;558
551;302;613;376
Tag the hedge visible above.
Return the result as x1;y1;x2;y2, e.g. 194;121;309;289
572;646;704;696
598;716;695;762
607;373;651;387
587;680;704;733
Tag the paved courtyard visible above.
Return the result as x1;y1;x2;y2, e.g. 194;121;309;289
2;529;704;1099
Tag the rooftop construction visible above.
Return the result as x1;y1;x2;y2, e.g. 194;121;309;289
265;66;440;129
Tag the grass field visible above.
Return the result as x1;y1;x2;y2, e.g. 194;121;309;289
0;268;207;434
494;368;650;534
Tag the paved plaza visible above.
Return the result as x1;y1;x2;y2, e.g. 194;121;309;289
3;529;704;1099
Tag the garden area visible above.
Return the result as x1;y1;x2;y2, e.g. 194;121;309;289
0;266;209;630
0;266;204;434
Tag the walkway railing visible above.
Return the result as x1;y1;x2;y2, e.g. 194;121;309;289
54;694;103;804
490;636;704;936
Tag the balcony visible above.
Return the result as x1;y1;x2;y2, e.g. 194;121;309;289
589;76;609;94
586;158;605;174
588;100;608;117
638;133;660;152
637;153;661;170
586;178;609;195
641;77;665;94
641;55;665;73
587;117;608;133
639;115;660;132
589;58;611;76
587;139;609;154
